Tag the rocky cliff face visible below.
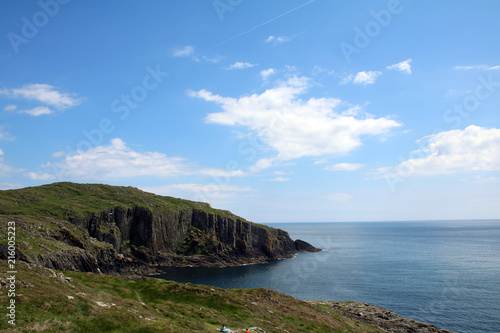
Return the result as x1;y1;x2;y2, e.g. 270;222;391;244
69;206;309;266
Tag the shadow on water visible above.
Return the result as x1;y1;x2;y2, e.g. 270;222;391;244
153;257;297;290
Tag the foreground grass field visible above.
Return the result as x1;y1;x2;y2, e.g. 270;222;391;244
0;261;384;333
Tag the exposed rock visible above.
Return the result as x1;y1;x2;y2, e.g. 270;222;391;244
294;239;321;252
67;206;303;271
313;301;453;333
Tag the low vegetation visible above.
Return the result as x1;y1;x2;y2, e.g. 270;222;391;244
0;261;384;332
0;182;240;221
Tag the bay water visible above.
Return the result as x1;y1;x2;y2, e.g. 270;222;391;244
154;221;500;333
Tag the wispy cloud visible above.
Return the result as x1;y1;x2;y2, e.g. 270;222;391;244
3;104;16;111
226;61;256;70
28;138;246;181
0;149;24;177
190;76;401;171
341;71;382;85
265;35;292;45
386;58;412;74
172;45;194;57
142;183;252;201
353;71;382;85
324;163;364;171
18;106;54;117
0;126;15;141
453;64;500;71
312;65;335;76
260;68;276;80
269;176;290;182
0;84;84;116
202;55;224;63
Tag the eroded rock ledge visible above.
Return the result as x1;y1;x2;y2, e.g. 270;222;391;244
310;301;453;333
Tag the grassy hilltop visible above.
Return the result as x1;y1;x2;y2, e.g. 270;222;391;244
0;182;244;221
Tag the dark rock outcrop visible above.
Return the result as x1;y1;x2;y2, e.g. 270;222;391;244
295;239;321;252
318;301;453;333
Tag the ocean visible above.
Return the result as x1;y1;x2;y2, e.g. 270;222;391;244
154;221;500;333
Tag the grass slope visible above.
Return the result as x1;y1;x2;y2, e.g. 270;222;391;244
0;261;384;333
0;182;245;221
0;214;113;263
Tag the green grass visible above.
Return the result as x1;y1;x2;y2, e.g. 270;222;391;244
0;182;240;219
0;260;385;333
0;215;114;264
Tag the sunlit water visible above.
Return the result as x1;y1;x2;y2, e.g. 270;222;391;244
153;221;500;333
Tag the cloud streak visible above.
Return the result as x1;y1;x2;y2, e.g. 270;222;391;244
226;61;256;70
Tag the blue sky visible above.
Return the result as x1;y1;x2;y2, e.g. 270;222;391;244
1;0;500;222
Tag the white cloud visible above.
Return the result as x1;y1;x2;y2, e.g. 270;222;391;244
0;83;84;110
18;106;54;117
172;45;194;57
226;61;256;70
40;138;246;180
190;76;401;170
340;71;382;85
260;68;276;80
269;176;290;182
265;35;292;45
378;125;500;177
353;71;382;85
3;104;16;111
142;183;252;201
325;163;364;171
453;64;500;71
386;58;412;74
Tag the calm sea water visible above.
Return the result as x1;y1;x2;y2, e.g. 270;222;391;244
154;221;500;333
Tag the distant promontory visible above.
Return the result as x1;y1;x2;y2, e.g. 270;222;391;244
0;182;319;274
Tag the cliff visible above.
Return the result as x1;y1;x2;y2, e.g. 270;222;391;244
0;182;319;273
